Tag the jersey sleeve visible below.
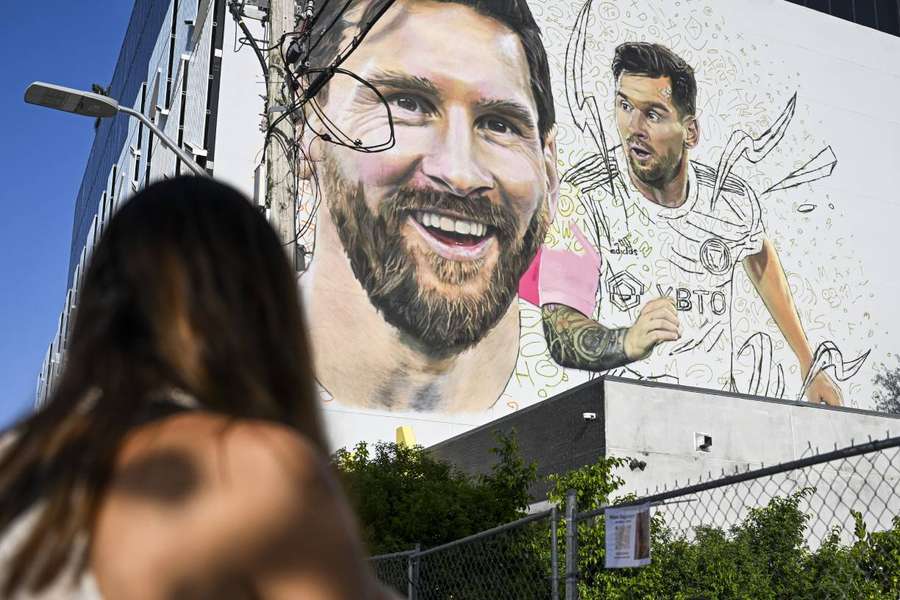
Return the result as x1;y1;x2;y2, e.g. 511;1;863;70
518;183;604;316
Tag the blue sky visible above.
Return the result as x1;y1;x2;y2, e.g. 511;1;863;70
0;2;135;427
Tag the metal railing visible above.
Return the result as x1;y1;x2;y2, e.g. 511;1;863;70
371;434;900;599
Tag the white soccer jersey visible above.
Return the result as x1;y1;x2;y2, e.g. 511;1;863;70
570;146;765;388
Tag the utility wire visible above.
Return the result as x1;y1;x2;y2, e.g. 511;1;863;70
228;0;269;85
300;0;396;102
228;0;399;252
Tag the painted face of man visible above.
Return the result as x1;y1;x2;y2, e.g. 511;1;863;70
614;73;695;188
313;0;556;355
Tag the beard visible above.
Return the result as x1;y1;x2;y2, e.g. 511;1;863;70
626;138;684;188
321;157;549;358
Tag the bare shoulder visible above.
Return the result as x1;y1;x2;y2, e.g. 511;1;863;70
98;412;329;513
202;415;332;497
92;413;376;599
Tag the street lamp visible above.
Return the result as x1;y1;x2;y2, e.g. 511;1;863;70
24;81;208;177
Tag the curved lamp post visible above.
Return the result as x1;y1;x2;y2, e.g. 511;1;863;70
24;81;207;177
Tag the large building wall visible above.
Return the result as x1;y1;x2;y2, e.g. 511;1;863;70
292;0;900;450
38;1;900;456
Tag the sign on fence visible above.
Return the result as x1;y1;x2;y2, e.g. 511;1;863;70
605;504;651;568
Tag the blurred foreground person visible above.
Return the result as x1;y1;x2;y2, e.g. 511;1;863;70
0;177;393;599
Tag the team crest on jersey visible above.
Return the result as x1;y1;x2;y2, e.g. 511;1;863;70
607;271;646;311
699;238;733;275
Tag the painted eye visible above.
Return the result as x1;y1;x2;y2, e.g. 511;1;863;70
647;111;660;122
394;96;422;112
483;117;513;134
391;95;427;113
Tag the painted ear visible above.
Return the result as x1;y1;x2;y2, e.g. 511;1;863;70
683;115;700;149
543;125;560;221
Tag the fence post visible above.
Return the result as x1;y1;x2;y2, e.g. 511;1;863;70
551;505;559;600
565;489;578;600
407;543;421;600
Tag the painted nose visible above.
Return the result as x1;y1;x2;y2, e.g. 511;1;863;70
420;108;493;198
628;110;648;138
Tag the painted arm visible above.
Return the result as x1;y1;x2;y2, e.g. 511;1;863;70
742;237;842;405
541;298;680;371
542;303;630;371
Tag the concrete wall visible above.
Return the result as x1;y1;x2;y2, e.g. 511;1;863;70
605;377;900;544
603;377;900;498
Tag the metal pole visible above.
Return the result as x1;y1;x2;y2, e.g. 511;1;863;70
551;505;559;600
565;489;578;600
408;543;421;600
266;0;297;268
118;106;206;177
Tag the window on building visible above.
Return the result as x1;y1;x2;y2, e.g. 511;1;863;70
176;55;190;176
106;164;117;228
134;82;148;186
165;0;181;108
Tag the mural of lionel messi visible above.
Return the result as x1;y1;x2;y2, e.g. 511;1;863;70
298;0;559;412
535;0;868;405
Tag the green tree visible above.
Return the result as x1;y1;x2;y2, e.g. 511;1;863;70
332;430;536;555
845;512;900;598
873;358;900;414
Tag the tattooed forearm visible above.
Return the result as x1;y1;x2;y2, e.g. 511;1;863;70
541;303;630;371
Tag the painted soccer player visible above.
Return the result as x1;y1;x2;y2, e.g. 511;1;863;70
299;0;558;412
541;42;842;405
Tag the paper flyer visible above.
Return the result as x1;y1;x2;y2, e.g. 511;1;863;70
605;503;651;568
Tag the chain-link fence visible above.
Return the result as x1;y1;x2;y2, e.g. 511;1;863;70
372;435;900;599
371;509;560;599
370;548;418;596
651;437;900;548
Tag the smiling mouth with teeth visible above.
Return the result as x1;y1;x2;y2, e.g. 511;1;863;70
412;210;492;247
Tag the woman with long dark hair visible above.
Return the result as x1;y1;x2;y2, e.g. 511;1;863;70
0;177;390;598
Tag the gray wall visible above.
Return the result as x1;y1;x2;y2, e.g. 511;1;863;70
429;379;606;500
